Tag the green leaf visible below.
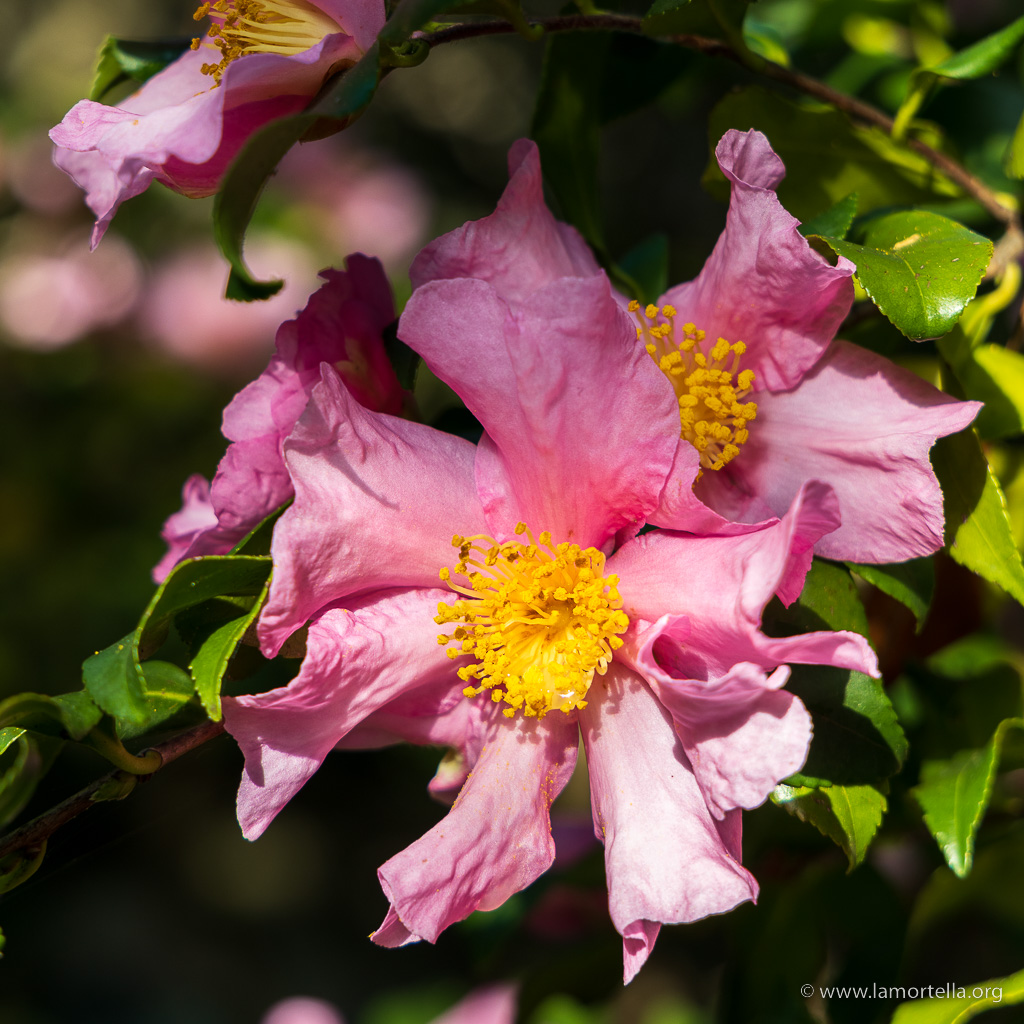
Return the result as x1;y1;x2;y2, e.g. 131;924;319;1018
215;45;381;300
773;783;886;870
927;15;1024;81
189;579;270;720
0;691;101;741
706;87;961;223
1004;109;1024;179
619;234;669;306
799;193;858;240
940;332;1024;440
912;718;1024;878
643;0;750;50
135;555;272;657
532;32;610;254
889;966;1024;1023
932;427;1024;606
0;846;47;897
768;561;907;787
90;35;191;102
82;637;194;738
378;0;460;46
0;732;63;829
847;558;934;631
816;211;992;341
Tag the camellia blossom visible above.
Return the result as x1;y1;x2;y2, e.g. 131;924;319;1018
50;0;384;246
154;253;405;581
222;247;878;979
410;133;981;564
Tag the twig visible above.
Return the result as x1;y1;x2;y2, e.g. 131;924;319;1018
0;719;226;863
421;13;1021;243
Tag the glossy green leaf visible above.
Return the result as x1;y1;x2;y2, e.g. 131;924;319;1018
889;966;1024;1023
816;211;992;341
927;15;1024;81
706;87;960;223
1004;109;1024;179
0;691;101;741
215;45;381;299
912;718;1024;877
768;561;906;787
847;558;934;631
82;636;194;738
932;427;1024;606
90;35;191;102
799;193;859;240
773;783;886;870
532;32;610;254
619;234;669;306
189;579;270;720
135;555;272;657
940;332;1024;440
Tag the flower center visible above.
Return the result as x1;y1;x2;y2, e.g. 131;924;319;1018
630;301;758;473
192;0;340;83
434;523;629;719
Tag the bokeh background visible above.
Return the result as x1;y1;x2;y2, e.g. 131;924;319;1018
2;0;1024;1021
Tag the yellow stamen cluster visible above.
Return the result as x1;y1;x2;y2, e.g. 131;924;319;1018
192;0;340;83
630;300;757;473
435;524;629;719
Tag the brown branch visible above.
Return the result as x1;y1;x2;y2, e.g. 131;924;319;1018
421;13;1021;242
0;719;226;863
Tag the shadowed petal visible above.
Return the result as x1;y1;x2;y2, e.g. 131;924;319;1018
410;138;599;301
696;340;982;562
226;587;461;839
662;129;855;392
580;665;757;982
372;705;578;944
259;367;487;656
401;274;678;548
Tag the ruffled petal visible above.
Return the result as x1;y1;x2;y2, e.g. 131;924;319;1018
152;474;219;583
662;130;855;392
372;705;578;944
696;340;983;562
613;480;840;646
581;665;757;981
401;274;678;548
226;587;461;839
638;656;812;818
622;920;661;985
410;138;599;301
259;367;487;656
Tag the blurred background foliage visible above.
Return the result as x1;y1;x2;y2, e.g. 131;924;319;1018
1;0;1023;1021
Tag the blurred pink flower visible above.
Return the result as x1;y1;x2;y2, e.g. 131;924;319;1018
139;236;318;373
261;997;345;1024
154;253;406;581
0;232;142;349
411;133;980;564
50;0;385;246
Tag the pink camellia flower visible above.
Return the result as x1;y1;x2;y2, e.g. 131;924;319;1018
154;253;406;581
222;248;878;980
410;133;981;564
50;0;384;246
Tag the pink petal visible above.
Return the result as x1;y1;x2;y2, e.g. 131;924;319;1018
372;705;578;944
259;366;487;656
696;340;983;562
226;586;461;839
641;657;812;818
662;130;855;392
431;984;518;1024
315;0;386;54
580;665;757;981
622;920;661;985
400;274;678;548
152;474;218;583
410;139;599;301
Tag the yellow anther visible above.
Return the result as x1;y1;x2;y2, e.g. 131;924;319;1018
628;300;640;312
192;0;341;84
630;300;758;473
434;527;629;719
